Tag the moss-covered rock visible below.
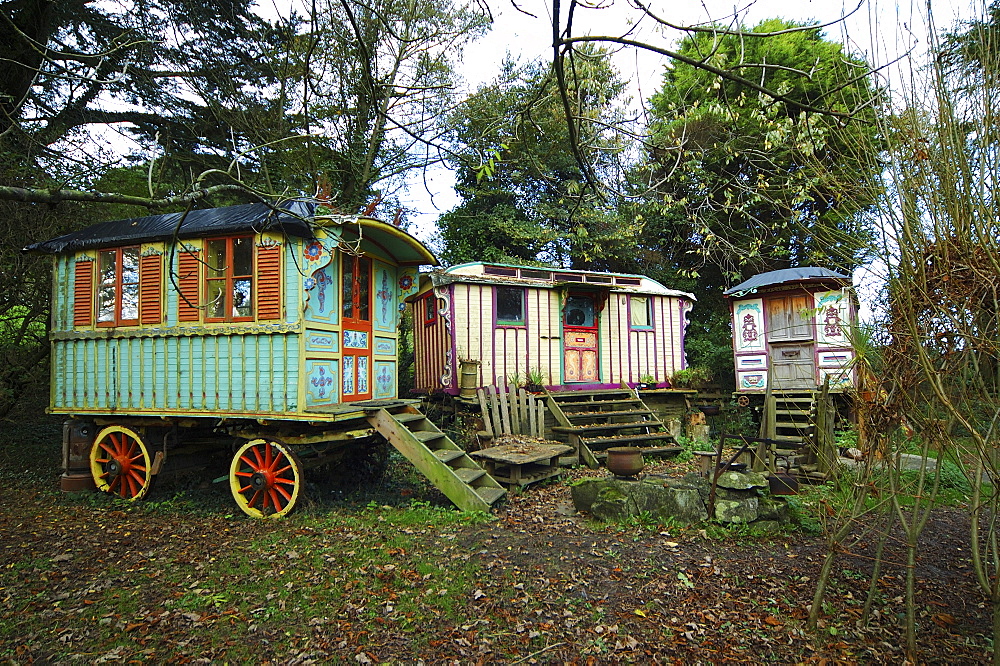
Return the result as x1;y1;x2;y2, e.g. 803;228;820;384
714;497;759;523
571;474;792;526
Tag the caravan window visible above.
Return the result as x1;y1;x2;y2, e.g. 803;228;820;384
629;296;652;328
496;287;525;326
205;236;254;322
96;246;140;326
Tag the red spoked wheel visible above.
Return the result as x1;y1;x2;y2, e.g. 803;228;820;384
229;438;303;519
90;426;153;500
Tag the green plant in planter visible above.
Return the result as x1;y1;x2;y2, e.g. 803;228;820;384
638;374;657;389
670;366;713;388
507;371;524;388
526;367;546;389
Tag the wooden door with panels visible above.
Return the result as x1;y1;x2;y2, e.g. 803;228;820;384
766;294;815;389
341;254;373;401
563;294;599;383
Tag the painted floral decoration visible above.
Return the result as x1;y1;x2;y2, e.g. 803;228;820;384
304;241;323;261
398;274;414;291
303;277;316;290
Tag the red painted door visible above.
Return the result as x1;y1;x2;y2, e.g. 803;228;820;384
341;255;373;401
563;294;599;383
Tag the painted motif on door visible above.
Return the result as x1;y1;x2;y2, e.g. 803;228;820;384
563;295;599;383
341;255;372;401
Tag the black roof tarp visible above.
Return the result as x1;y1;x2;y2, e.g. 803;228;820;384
723;267;850;296
23;200;316;254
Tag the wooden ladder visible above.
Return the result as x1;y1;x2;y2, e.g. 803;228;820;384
366;404;505;512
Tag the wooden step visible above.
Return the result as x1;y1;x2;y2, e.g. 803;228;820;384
454;467;486;484
392;413;426;424
549;389;634;400
566;409;654;421
475;487;507;505
775;409;812;417
556;399;643;410
368;408;504;514
581;433;677;448
554;420;663;434
593;445;683;459
433;449;465;463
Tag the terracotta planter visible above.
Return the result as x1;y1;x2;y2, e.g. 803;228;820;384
606;447;645;477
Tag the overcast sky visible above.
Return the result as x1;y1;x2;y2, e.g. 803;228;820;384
251;1;976;244
387;0;976;243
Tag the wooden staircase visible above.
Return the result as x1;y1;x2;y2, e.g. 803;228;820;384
366;404;505;512
546;387;681;468
760;391;838;480
767;391;816;450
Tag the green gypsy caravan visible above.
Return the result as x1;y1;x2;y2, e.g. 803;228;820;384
26;201;505;516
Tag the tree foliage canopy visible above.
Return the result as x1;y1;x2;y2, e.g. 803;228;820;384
639;19;886;288
436;48;636;267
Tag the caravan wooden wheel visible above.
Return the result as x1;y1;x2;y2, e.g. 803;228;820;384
90;426;153;500
230;439;303;519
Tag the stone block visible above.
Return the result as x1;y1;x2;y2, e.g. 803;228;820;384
714;497;760;523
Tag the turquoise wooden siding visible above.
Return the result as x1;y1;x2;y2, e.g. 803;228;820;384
51;332;299;415
284;241;302;324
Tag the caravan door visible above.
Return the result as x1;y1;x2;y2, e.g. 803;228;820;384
563;294;599;383
341;254;373;401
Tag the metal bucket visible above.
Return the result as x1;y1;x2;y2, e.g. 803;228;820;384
458;360;480;399
768;473;799;495
61;419;97;493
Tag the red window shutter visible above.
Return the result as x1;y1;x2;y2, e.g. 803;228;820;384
73;260;94;327
139;254;162;325
257;244;282;320
178;248;201;322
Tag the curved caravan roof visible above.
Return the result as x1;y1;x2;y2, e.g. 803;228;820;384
423;262;695;300
723;267;850;297
24;200;438;267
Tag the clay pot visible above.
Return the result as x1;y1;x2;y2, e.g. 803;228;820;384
606;447;645;477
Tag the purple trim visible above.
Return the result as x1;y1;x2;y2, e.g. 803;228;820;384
423;292;436;325
625;295;633;383
679;298;692;370
651;297;660;382
668;297;675;374
546;382;634;393
493;285;527;327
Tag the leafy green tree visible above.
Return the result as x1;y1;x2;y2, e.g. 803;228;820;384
642;19;884;283
626;19;886;381
436;49;636;267
0;0;489;413
304;0;488;213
